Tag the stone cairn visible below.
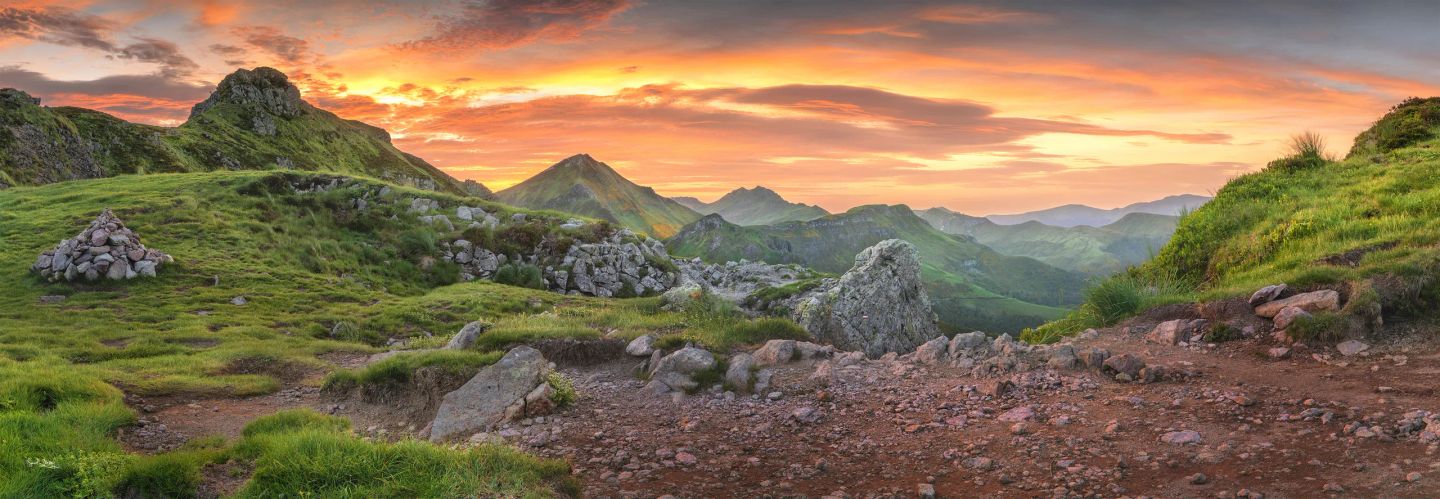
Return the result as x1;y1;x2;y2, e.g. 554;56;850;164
31;209;172;282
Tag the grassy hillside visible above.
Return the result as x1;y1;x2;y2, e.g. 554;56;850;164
497;154;701;237
0;68;465;193
917;207;1177;275
668;207;1086;333
0;171;800;496
1027;97;1440;342
685;186;829;226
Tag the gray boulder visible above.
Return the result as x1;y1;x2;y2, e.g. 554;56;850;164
725;352;755;392
1249;284;1288;307
445;321;489;350
645;347;716;393
430;346;550;442
753;339;797;366
948;331;989;358
792;240;939;357
913;336;949;365
626;334;657;357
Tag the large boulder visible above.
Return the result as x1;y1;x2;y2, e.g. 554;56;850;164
1146;319;1205;345
753;339;797;366
444;321;489;350
31;208;172;283
725;352;755;392
430;346;551;442
792;240;939;357
1248;284;1288;307
913;336;949;365
1254;290;1340;318
645;347;716;394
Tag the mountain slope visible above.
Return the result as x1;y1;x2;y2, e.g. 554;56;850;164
496;154;701;237
682;186;829;226
0;67;468;193
668;206;1086;333
1033;97;1440;342
986;194;1209;227
916;207;1177;275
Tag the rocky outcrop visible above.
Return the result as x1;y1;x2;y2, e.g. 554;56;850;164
678;258;816;302
791;240;939;357
549;233;677;297
31;209;172;282
429;346;553;442
189;67;305;120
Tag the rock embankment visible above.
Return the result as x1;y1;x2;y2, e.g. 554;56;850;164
31;208;172;282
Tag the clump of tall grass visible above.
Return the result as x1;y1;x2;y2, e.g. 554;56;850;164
1267;131;1333;172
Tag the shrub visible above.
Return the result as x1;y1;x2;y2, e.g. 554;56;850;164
323;350;501;390
1286;312;1346;342
546;372;577;408
494;263;546;290
1203;323;1242;343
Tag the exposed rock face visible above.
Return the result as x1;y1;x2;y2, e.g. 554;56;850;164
31;209;172;282
677;258;817;303
1254;290;1340;318
551;233;677;297
430;346;551;442
190;67;305;120
791;239;939;357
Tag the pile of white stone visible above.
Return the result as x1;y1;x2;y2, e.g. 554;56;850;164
31;208;172;282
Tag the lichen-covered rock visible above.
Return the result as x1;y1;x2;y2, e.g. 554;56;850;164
644;347;717;394
445;321;489;350
31;209;172;282
725;352;755;392
792;239;939;357
429;346;550;442
626;334;657;357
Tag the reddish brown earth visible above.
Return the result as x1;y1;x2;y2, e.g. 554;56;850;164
131;317;1440;498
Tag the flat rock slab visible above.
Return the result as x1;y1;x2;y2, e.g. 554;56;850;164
1254;290;1339;318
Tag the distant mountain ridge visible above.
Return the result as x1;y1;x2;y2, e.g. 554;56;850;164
675;186;828;226
0;67;467;193
986;194;1210;227
496;154;701;238
668;205;1086;333
917;207;1178;275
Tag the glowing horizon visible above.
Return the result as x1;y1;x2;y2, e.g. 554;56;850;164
3;0;1436;214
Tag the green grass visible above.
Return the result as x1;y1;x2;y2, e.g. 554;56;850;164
324;350;504;391
0;169;812;495
1032;98;1440;342
229;410;577;498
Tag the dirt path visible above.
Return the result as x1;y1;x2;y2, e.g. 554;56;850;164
132;327;1440;498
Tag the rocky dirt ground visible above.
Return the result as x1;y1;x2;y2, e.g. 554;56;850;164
124;314;1440;499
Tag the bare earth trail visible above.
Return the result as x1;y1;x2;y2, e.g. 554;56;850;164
131;324;1440;498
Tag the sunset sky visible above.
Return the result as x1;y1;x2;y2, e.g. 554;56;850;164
3;0;1438;214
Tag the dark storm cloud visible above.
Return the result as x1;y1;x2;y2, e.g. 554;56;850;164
0;7;200;77
0;65;212;102
403;0;632;51
113;38;200;78
0;7;114;51
232;26;311;63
